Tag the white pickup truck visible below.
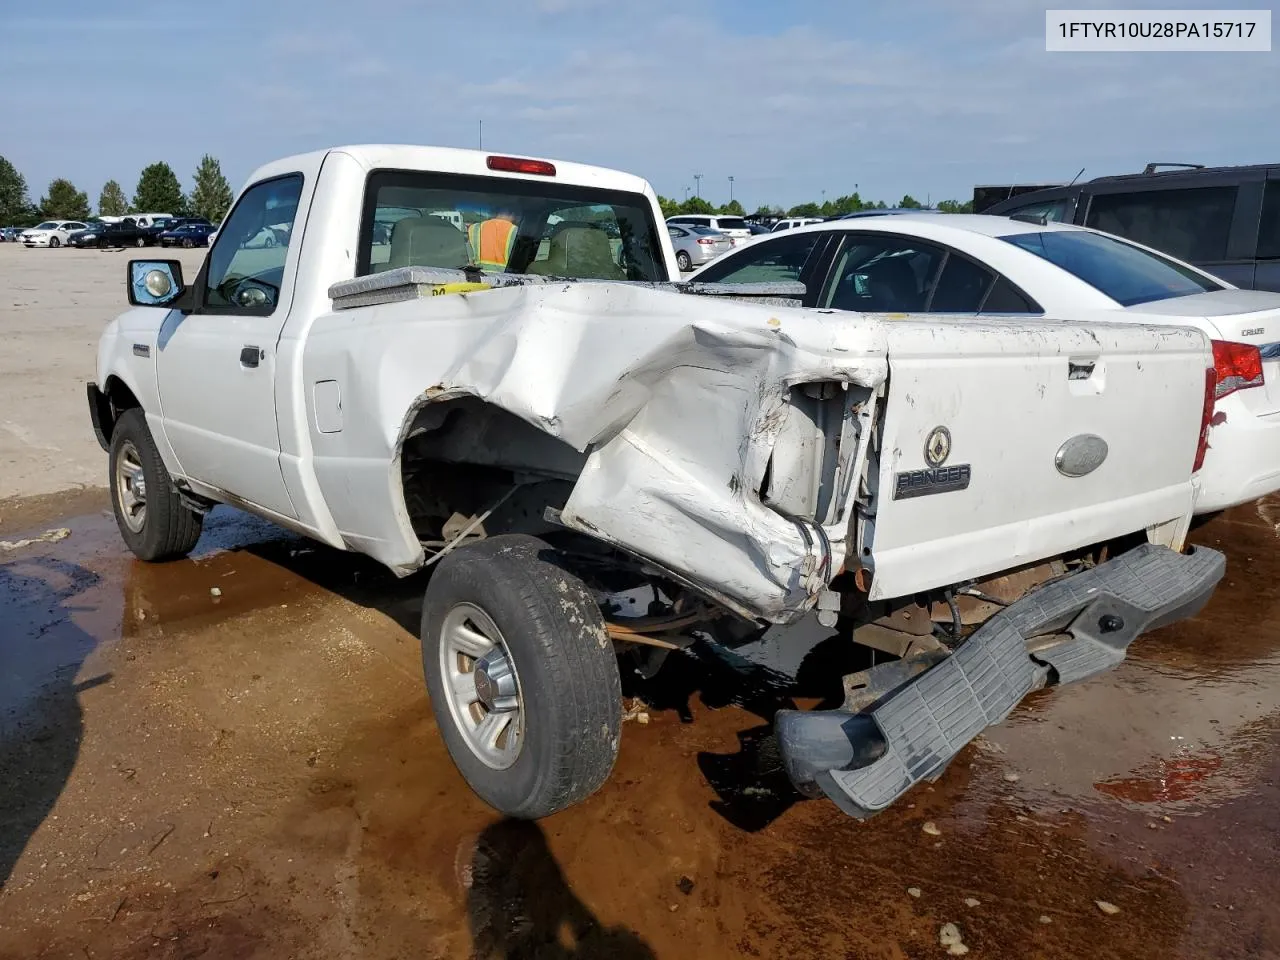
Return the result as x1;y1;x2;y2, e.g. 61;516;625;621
87;144;1225;820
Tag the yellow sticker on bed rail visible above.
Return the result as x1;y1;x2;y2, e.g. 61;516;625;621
427;282;493;296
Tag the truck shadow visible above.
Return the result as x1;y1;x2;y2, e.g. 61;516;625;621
466;818;656;959
0;557;109;889
624;631;871;832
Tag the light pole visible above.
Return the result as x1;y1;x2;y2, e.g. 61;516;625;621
693;173;703;198
728;175;734;205
684;186;689;202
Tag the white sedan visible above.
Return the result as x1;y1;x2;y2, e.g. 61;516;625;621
689;213;1280;514
20;220;89;248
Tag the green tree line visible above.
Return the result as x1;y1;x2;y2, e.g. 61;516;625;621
658;192;973;219
0;154;235;226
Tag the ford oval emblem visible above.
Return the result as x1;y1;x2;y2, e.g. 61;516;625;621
1055;434;1108;477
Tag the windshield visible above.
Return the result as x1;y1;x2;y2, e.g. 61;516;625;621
691;226;725;236
34;222;57;230
715;218;748;230
1000;229;1221;306
357;170;665;281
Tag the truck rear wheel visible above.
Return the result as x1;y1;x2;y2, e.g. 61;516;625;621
420;535;622;819
108;408;203;561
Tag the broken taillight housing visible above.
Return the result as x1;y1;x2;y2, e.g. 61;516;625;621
1212;339;1264;400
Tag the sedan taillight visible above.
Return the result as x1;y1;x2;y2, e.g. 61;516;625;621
1212;339;1264;400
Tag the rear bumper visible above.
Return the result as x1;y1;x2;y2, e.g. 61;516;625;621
775;542;1225;818
1195;404;1280;512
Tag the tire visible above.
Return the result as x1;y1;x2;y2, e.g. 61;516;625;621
421;534;622;819
136;236;146;248
108;408;203;561
49;237;60;248
182;238;193;248
676;250;692;272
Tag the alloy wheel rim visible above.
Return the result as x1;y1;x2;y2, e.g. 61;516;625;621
114;440;147;533
438;602;524;770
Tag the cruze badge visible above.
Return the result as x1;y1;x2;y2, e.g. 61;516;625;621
895;425;971;500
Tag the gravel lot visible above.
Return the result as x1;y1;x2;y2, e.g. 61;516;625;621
0;243;207;500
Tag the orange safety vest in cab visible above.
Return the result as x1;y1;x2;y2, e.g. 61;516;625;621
468;218;518;270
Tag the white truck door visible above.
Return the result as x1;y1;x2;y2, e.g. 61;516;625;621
155;174;306;519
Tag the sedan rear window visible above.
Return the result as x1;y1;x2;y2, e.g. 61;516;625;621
715;218;748;230
1000;230;1221;306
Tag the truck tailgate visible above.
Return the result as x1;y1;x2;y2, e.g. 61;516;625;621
864;319;1209;601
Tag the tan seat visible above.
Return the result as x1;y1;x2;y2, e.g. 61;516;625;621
526;224;625;280
380;217;470;271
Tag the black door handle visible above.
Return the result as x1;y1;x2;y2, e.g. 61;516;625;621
240;346;262;368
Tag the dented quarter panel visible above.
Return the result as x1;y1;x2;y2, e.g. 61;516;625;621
302;281;890;620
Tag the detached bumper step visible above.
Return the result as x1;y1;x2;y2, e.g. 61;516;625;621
777;544;1225;819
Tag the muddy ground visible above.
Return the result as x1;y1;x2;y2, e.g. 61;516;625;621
2;488;1279;960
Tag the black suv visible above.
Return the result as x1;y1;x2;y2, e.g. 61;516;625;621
982;162;1280;292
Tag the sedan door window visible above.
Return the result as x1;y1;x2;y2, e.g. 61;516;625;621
823;236;945;312
692;232;822;285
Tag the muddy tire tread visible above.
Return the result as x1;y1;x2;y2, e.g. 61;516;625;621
422;534;622;819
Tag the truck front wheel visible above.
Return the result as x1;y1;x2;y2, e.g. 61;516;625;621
108;408;203;561
420;535;622;819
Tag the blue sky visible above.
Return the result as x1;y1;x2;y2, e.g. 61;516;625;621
1;0;1276;211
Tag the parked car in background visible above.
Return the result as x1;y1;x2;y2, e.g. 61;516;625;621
159;222;217;247
771;217;824;232
68;221;113;247
689;212;1280;514
982;162;1280;293
21;220;88;247
746;222;772;235
667;223;732;271
71;218;151;248
666;214;752;248
0;226;26;241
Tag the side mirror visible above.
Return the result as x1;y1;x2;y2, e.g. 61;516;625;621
127;260;186;307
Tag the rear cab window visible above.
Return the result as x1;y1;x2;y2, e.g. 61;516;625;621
1001;229;1221;306
357;170;666;281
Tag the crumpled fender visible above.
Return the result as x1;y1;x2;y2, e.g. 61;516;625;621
390;282;888;623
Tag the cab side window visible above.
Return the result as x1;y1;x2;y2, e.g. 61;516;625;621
202;175;303;313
